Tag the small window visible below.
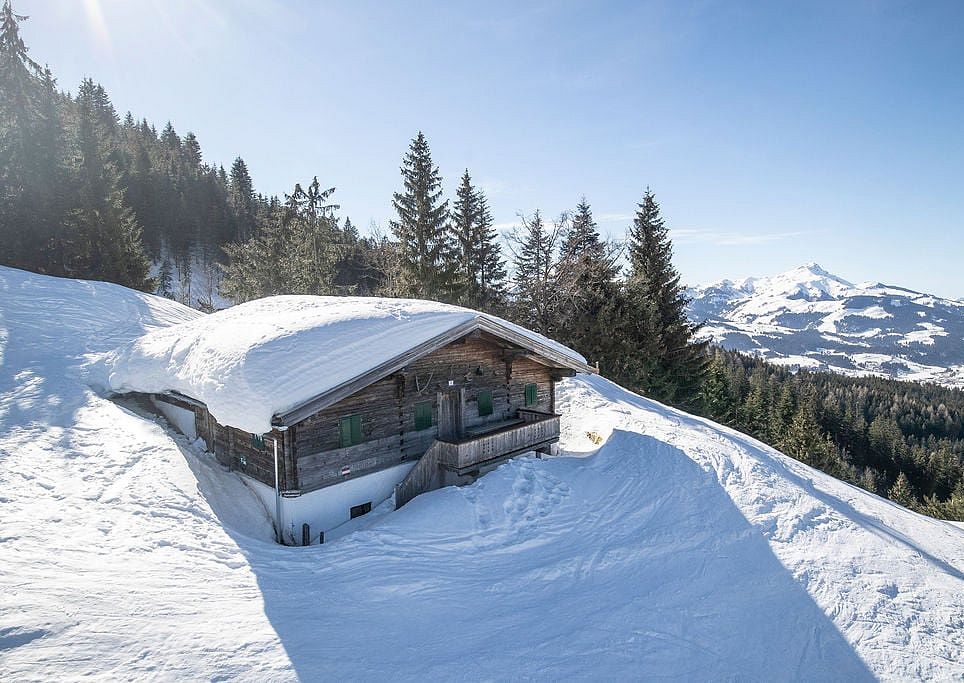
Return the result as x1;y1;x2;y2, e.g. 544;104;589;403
478;389;493;417
250;433;264;449
414;401;432;431
350;501;372;519
525;383;538;407
339;414;362;448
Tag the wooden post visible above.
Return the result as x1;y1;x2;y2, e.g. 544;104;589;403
302;523;310;546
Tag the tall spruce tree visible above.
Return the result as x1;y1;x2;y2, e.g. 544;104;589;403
449;169;506;311
390;132;455;301
472;189;507;312
509;210;560;335
449;169;477;303
555;198;622;371
229;156;256;241
623;188;707;406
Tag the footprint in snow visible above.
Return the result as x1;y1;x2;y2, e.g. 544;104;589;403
503;460;570;529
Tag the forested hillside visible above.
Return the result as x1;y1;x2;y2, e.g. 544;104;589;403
1;1;962;520
701;349;964;519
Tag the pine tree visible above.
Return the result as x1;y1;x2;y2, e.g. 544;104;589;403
156;258;175;298
508;210;561;335
449;169;477;302
770;381;797;444
473;189;507;312
555;198;622;372
229;156;256;241
859;467;880;495
888;472;917;508
700;351;734;423
449;169;506;311
390;131;455;301
182;132;201;169
740;364;771;438
782;385;825;466
623;189;707;406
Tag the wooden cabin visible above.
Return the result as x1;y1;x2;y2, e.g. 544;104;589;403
143;311;593;543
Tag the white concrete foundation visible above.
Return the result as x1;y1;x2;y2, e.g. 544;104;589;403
246;461;416;544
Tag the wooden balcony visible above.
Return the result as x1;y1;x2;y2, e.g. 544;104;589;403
395;409;561;508
435;408;560;474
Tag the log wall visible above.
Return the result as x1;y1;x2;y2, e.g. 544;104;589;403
152;394;285;490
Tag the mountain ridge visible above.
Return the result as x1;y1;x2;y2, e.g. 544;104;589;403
687;263;964;388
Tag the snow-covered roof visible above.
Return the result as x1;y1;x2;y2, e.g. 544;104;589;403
105;295;591;434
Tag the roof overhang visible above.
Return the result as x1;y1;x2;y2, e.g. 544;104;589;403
270;315;594;428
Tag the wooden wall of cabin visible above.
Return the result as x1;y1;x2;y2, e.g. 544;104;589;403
151;394;284;490
291;336;560;493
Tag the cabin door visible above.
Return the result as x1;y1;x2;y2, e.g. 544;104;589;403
437;387;465;441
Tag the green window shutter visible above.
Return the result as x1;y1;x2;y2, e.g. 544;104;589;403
351;414;362;445
525;383;538;407
478;389;493;417
414;401;432;431
339;416;353;448
250;433;264;449
340;414;363;447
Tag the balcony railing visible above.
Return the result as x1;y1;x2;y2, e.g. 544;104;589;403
435;409;561;472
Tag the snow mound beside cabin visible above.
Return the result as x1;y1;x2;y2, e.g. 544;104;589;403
100;295;586;434
2;266;963;680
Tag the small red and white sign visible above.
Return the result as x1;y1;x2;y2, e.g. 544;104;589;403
341;465;351;476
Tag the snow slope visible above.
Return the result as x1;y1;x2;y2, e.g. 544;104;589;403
688;263;964;388
2;266;963;680
100;294;586;434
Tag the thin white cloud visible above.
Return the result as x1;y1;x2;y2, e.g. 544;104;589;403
597;212;633;224
671;228;809;246
477;179;507;196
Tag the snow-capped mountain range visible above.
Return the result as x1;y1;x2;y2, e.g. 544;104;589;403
688;263;964;388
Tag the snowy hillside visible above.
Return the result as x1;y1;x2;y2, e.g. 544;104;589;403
2;266;963;680
689;262;964;387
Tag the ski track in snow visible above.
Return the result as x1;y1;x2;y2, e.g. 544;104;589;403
1;266;963;680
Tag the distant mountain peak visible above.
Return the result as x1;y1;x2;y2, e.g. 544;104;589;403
686;265;964;389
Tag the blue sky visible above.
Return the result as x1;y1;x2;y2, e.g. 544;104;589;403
18;0;964;297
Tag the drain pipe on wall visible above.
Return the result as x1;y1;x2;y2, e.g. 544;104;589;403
272;428;288;544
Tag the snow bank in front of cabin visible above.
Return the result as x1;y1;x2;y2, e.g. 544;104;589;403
100;295;585;434
3;266;964;680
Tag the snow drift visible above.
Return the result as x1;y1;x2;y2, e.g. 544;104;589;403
1;265;963;680
101;294;586;434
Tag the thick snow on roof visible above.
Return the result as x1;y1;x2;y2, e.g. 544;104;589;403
105;295;586;434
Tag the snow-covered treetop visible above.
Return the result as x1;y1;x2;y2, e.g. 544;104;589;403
104;295;588;434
